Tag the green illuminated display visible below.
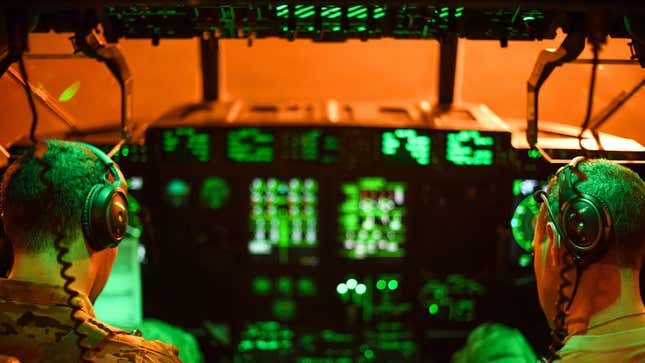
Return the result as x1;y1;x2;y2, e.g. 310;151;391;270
321;6;342;19
339;178;406;259
284;129;340;164
100;144;148;163
251;276;316;321
445;130;495;166
199;177;230;209
238;321;294;353
294;4;315;19
381;129;431;165
249;178;318;264
228;128;275;162
510;194;540;252
419;275;484;322
162;127;211;162
347;5;367;19
164;179;190;207
510;179;545;268
275;5;387;21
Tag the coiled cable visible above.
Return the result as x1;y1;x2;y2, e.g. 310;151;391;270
19;54;94;362
35;152;94;362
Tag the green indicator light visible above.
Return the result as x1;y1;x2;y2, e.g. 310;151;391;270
388;280;398;290
376;280;387;290
346;278;358;290
355;283;367;295
518;253;532;267
272;299;296;321
528;149;542;159
200;177;230;209
336;283;348;295
359;177;386;190
297;278;317;297
513;179;522;196
364;349;375;360
428;303;439;315
322;6;342;19
523;15;535;21
282;25;289;31
58;81;81;102
277;277;293;296
252;277;272;295
357;26;367;32
276;4;289;18
294;5;315;18
373;7;386;19
332;26;341;31
347;5;367;19
445;130;495;166
439;12;449;18
164;179;190;207
121;146;130;157
307;26;315;32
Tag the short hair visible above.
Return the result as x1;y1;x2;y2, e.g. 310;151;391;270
535;159;645;266
0;140;106;253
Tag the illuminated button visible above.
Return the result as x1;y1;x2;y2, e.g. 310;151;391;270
388;280;399;290
336;283;348;295
355;283;367;295
346;278;358;290
428;303;439;315
376;280;387;290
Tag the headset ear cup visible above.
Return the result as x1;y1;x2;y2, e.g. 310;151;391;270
82;185;104;251
83;185;128;252
560;195;610;263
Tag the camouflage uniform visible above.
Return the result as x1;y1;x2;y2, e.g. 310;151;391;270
0;279;183;363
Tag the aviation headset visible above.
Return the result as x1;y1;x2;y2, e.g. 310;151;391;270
0;141;128;252
533;156;613;265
